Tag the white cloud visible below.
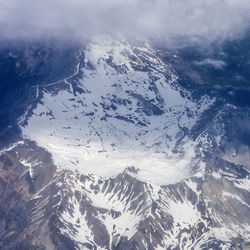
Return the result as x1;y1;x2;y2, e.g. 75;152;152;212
0;0;250;43
194;58;226;69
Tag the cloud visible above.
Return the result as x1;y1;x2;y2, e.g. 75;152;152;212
193;58;226;69
0;0;250;43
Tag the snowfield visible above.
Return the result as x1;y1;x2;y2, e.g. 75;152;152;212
20;36;214;185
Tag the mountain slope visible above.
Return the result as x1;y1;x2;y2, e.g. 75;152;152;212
20;37;213;183
0;36;249;249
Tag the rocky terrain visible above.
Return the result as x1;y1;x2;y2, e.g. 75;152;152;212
0;36;250;249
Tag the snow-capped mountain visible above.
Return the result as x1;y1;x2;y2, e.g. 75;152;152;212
20;37;214;184
0;36;249;249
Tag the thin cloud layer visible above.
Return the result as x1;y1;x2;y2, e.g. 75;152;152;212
0;0;250;43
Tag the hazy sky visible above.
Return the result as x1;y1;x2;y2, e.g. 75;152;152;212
0;0;250;43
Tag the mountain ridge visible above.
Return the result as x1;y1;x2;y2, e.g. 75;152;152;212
0;36;249;249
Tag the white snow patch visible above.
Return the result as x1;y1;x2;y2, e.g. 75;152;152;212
168;200;200;226
234;178;250;192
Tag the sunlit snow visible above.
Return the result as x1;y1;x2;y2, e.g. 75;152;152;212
20;37;213;185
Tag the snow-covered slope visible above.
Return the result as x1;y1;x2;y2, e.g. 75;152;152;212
20;36;213;185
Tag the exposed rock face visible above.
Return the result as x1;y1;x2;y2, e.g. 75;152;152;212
1;141;249;249
0;37;249;249
0;140;56;249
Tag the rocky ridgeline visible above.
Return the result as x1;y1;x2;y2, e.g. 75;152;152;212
0;137;249;249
